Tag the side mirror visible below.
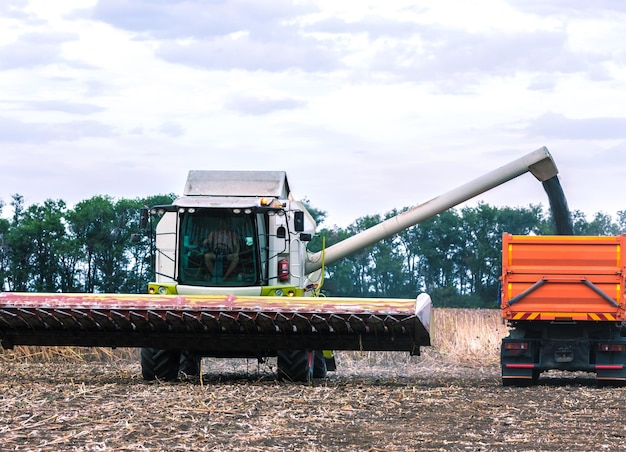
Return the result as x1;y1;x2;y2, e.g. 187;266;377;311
139;207;149;230
294;211;304;232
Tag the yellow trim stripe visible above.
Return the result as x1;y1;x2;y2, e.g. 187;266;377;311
512;235;617;242
509;312;617;321
508;244;513;267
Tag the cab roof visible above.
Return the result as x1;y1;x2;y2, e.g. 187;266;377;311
183;170;291;198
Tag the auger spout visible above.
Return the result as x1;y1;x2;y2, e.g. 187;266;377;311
305;147;558;274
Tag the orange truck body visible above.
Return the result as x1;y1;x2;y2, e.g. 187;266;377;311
501;234;626;322
500;234;626;384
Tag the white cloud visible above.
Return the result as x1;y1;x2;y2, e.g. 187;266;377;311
0;116;112;143
91;0;318;39
157;121;185;138
527;113;626;140
0;31;75;68
155;34;340;72
0;0;625;228
224;94;307;115
5;99;104;114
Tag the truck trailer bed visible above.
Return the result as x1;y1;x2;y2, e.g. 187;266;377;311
501;234;626;321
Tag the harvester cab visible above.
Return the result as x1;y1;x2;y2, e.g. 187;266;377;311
147;170;319;298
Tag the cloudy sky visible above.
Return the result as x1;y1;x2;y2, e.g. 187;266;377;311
1;0;625;227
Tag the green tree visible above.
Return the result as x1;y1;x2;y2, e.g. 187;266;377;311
616;210;626;234
66;196;118;292
458;203;501;302
412;209;463;294
496;205;544;236
0;199;10;290
29;200;68;291
5;195;34;291
575;212;618;236
386;208;425;298
5;199;68;291
122;194;176;292
301;198;327;226
316;216;380;297
369;211;409;297
314;226;357;296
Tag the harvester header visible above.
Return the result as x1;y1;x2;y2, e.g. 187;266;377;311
0;292;431;354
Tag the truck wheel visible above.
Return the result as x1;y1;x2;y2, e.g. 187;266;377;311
179;351;201;376
532;369;541;382
140;348;181;381
502;377;532;387
277;350;327;382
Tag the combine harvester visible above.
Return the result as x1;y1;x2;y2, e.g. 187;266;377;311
0;148;559;382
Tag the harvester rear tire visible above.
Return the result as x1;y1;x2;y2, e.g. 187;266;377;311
140;348;181;381
277;350;327;382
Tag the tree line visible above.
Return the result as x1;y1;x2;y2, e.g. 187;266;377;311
0;194;175;294
1;194;624;307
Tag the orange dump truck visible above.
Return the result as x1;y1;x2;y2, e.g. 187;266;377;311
500;234;626;385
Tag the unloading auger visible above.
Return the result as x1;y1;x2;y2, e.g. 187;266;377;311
0;148;559;381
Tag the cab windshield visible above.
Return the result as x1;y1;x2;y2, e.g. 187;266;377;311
178;209;261;287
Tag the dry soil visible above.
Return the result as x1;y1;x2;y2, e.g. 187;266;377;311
1;349;625;451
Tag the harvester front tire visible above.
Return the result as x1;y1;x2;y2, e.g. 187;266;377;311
180;351;201;376
313;351;328;378
277;350;327;382
140;348;181;381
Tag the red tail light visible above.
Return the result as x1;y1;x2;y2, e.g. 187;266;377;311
598;343;626;352
503;342;529;350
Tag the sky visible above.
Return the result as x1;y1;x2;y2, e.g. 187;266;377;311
1;0;626;228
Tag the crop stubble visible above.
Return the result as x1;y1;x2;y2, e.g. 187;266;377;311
1;309;625;451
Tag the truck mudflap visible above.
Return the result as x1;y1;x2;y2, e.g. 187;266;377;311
0;292;431;355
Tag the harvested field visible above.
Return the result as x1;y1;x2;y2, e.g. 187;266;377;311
1;309;625;451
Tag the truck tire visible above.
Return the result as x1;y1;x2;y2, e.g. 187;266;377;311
140;348;181;381
502;377;533;387
277;350;327;382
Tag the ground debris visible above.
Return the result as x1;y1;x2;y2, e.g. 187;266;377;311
1;352;626;451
